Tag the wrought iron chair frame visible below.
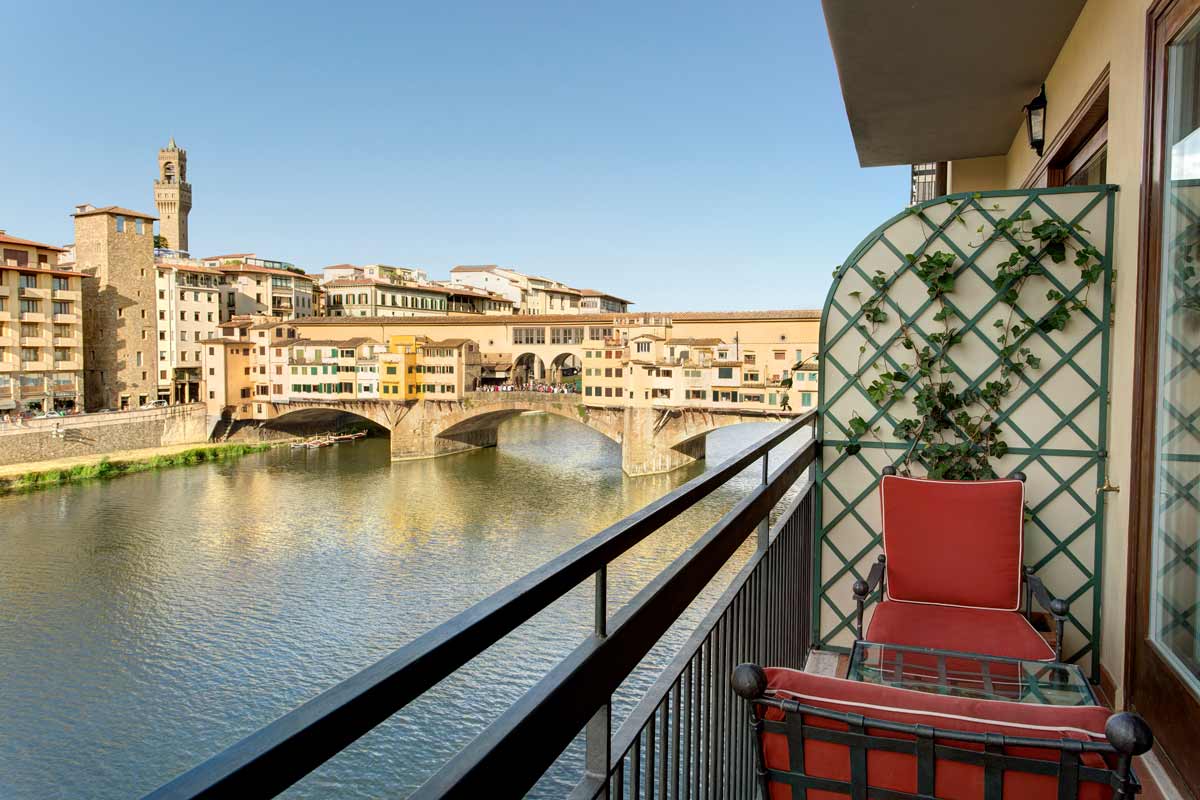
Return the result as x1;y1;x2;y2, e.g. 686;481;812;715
852;467;1071;662
731;663;1152;800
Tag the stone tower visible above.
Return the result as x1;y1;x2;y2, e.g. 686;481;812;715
154;137;191;252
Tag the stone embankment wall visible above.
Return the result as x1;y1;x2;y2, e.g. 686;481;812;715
0;404;209;467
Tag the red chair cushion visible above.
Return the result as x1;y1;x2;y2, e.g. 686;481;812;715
758;667;1113;800
866;600;1055;661
881;475;1024;610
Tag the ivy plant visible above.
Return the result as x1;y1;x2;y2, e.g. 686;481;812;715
836;199;1106;480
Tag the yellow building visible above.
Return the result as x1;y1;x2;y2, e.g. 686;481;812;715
0;231;84;413
380;335;423;400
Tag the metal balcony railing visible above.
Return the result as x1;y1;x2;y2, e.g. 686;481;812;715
143;412;817;800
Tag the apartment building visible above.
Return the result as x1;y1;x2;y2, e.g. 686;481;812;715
448;265;631;315
74;204;159;411
204;254;316;320
0;231;84;412
379;335;423;400
323;277;451;317
154;255;223;403
579;289;632;313
415;339;481;398
285;338;383;403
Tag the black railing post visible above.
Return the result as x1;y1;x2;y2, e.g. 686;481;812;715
757;452;769;551
586;564;611;798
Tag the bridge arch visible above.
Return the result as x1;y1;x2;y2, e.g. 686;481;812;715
513;353;545;383
548;352;581;384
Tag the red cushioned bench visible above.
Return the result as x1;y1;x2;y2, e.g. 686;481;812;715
852;468;1069;663
731;663;1152;800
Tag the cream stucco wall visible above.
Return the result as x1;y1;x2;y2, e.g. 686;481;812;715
947;156;1007;193
945;0;1154;700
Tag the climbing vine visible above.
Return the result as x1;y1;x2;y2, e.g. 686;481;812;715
837;197;1106;480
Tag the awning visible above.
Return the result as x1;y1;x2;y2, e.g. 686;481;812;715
821;0;1086;166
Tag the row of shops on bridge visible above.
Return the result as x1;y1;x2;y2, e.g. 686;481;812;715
200;314;818;426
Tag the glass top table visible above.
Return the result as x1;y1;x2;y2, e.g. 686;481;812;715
847;641;1098;706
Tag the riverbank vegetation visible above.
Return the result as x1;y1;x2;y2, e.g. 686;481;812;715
0;443;272;494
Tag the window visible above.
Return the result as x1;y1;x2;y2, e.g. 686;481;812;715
513;327;546;345
718;367;733;380
52;277;70;291
115;215;125;233
136;218;144;235
774;351;786;360
801;392;813;407
21;347;39;361
19;273;38;289
19;299;40;314
52;301;71;315
635;341;651;353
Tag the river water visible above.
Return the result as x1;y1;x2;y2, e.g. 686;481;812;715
0;414;805;799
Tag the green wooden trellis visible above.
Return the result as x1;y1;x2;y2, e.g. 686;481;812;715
812;185;1117;681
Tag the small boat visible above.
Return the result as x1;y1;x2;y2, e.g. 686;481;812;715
331;431;368;443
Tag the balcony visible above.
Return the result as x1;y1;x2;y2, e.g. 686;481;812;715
53;336;81;347
52;313;79;324
146;188;1154;800
51;289;81;303
54;360;81;371
20;312;45;323
19;286;50;300
19;336;47;347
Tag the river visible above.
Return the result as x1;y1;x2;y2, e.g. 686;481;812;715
0;414;805;799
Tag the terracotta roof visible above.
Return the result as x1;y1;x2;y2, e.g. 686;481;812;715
0;263;82;278
450;264;503;273
0;233;67;252
157;261;223;275
72;205;158;220
630;334;665;341
324;277;455;294
290;309;821;326
220;264;315;281
665;337;724;346
423;338;473;348
203;253;254;260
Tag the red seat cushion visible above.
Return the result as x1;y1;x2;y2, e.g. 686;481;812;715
758;667;1114;800
881;475;1024;610
866;600;1055;661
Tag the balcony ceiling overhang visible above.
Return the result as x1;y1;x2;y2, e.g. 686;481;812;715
821;0;1086;167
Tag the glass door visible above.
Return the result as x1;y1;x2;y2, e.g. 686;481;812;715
1133;1;1200;794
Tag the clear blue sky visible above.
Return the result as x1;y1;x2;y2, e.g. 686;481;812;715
3;0;906;311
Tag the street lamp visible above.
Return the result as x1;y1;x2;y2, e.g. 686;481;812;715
1024;85;1048;157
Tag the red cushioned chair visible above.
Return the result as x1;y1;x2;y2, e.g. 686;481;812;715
851;468;1069;662
731;663;1152;800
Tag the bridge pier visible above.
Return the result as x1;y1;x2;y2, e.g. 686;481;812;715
621;406;707;476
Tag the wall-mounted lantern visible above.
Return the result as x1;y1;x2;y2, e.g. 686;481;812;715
1024;85;1048;157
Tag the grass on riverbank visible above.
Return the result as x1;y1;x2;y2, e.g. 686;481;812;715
0;443;273;494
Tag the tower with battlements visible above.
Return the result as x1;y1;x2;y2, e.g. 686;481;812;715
153;137;191;253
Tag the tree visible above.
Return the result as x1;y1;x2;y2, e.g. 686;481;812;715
154;234;169;249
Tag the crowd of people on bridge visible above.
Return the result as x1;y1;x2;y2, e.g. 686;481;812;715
477;382;579;394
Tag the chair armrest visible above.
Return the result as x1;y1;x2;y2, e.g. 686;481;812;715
1025;566;1069;662
852;554;886;639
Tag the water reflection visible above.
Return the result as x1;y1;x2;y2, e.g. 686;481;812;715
0;414;805;799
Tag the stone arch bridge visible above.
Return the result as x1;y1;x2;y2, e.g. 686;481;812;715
263;391;799;476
